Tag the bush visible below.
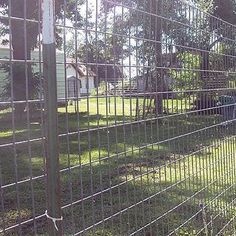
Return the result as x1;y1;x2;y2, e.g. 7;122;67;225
90;81;110;96
193;98;220;114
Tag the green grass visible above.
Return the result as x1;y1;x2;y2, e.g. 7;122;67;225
0;97;236;235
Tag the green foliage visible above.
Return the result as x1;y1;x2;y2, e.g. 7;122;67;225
116;79;133;90
90;81;109;96
194;0;214;12
76;34;125;82
176;228;197;236
170;52;201;90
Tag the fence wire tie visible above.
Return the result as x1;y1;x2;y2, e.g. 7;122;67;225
45;210;63;231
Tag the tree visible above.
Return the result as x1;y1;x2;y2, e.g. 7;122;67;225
102;0;236;117
213;0;236;24
76;33;126;85
0;0;85;114
2;0;235;115
165;0;236;88
103;0;193;115
195;0;236;76
212;0;236;73
65;3;130;86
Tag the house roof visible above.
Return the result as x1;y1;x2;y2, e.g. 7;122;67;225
67;60;96;77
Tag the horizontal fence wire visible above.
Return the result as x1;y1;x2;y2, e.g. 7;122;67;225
0;0;236;235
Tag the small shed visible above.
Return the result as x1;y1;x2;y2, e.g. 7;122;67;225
66;63;96;96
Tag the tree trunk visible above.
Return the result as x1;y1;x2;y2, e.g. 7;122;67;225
10;0;37;116
199;47;211;112
200;50;210;80
151;0;163;116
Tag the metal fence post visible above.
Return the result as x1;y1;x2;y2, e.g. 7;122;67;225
42;0;62;235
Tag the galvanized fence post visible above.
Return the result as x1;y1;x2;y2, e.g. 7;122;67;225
42;0;62;235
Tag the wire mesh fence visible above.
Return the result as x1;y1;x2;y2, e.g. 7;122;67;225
0;0;236;235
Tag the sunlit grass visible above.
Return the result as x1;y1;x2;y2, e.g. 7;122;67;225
0;97;236;235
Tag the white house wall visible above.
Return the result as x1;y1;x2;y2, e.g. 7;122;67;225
66;66;77;78
0;48;67;99
0;48;95;100
66;65;95;95
80;76;95;94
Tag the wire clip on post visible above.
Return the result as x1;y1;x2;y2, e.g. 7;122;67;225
45;210;63;231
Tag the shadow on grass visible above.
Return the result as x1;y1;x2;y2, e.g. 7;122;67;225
1;110;236;235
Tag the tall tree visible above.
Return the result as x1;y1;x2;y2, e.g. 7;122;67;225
103;0;191;115
194;0;236;77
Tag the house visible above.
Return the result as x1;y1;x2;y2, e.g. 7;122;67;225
0;47;96;101
66;62;96;97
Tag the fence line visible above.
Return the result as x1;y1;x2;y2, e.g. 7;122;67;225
0;0;236;235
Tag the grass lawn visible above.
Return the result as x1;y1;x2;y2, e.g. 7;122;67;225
0;97;236;235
